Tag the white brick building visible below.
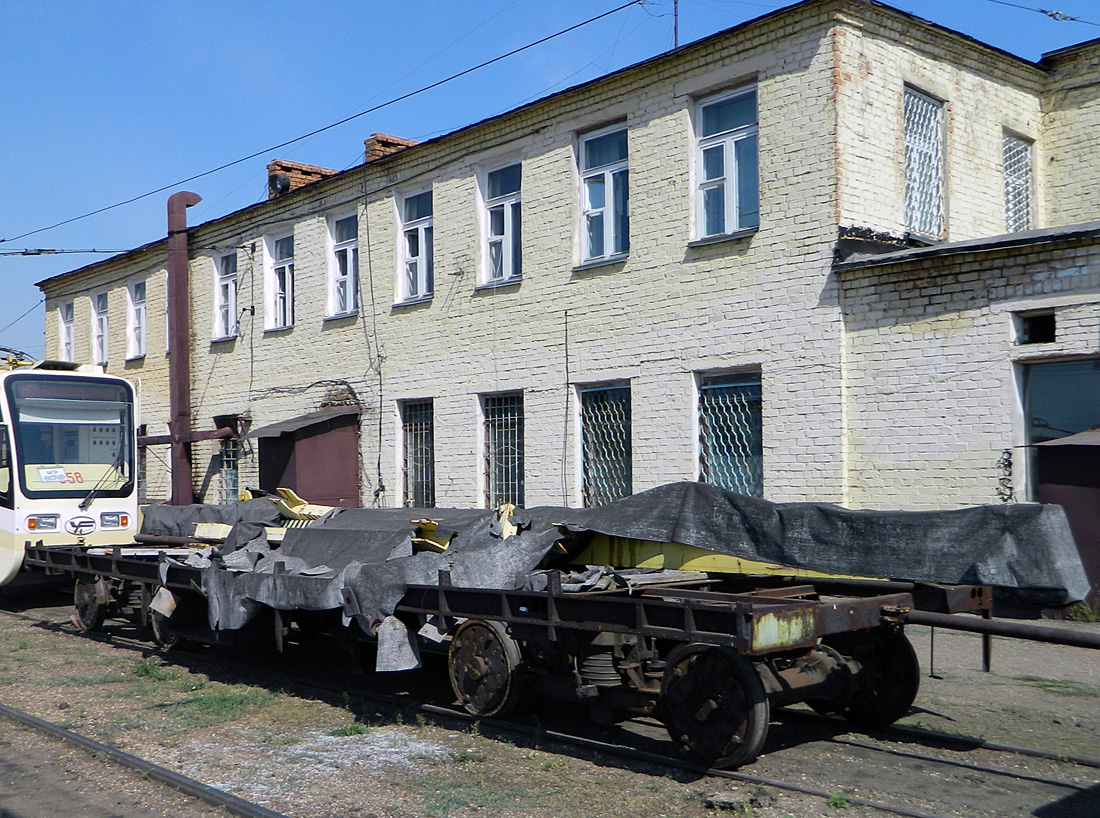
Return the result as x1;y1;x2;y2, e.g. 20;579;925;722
35;0;1100;533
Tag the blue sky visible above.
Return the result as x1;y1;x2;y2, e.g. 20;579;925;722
2;0;1098;358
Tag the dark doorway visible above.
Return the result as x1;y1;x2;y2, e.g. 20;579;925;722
258;411;360;507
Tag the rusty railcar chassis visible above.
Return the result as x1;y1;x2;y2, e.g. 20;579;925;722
23;542;989;769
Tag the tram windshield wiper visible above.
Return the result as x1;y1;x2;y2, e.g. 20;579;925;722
78;451;125;511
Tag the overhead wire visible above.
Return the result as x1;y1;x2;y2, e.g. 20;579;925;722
983;0;1100;27
0;0;645;247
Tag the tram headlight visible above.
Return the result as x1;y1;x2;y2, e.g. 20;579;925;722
99;512;128;528
26;515;59;531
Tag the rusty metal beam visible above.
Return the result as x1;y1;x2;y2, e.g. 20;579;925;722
907;609;1100;650
167;191;202;506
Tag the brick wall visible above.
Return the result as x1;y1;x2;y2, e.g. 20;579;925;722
1041;42;1100;227
839;234;1100;509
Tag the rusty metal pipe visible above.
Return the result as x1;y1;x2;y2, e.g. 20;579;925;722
907;609;1100;650
167;191;202;506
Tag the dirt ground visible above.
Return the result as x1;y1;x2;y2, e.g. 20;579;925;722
0;600;1097;818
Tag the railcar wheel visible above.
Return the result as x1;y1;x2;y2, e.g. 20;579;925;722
149;587;180;650
448;620;523;718
815;627;920;728
72;577;108;632
660;644;770;769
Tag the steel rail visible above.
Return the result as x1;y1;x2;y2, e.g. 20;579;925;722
0;700;290;818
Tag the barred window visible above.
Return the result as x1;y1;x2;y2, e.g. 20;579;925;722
402;400;435;508
1003;133;1032;233
219;437;239;504
904;88;944;239
483;393;523;508
698;373;763;497
580;385;631;507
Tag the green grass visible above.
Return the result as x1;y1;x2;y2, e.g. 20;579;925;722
327;723;368;737
1011;676;1100;698
827;792;849;809
131;657;171;681
162;686;279;727
449;749;488;764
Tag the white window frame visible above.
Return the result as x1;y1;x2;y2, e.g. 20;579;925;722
398;190;434;302
695;85;759;240
125;280;146;359
580;125;629;263
58;301;74;362
92;291;109;365
482;163;522;284
214;253;238;339
264;233;294;330
329;214;360;317
1003;131;1033;233
903;86;945;240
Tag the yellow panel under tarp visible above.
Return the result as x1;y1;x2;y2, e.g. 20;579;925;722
574;534;877;580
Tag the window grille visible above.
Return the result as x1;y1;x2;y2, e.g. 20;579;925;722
483;393;523;508
904;88;944;239
402;400;435;508
580;386;631;507
699;374;763;497
219;438;239;504
1003;133;1032;233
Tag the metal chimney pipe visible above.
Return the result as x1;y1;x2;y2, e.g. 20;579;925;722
167;191;202;506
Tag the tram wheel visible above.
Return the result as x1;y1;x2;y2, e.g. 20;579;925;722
149;587;180;650
448;620;523;718
72;577;108;632
816;627;920;728
660;643;770;769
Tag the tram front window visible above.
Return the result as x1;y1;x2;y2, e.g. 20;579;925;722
5;376;134;499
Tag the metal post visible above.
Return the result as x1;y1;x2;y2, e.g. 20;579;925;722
167;191;202;506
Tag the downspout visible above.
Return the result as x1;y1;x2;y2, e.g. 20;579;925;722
167;191;202;505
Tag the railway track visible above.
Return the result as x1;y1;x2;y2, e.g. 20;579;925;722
2;594;1097;818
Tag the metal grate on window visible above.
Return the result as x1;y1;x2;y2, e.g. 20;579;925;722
699;374;763;497
904;89;944;239
581;386;632;507
1003;134;1032;233
220;438;239;504
402;400;435;508
483;394;523;508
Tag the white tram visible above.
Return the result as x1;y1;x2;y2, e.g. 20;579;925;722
0;359;137;585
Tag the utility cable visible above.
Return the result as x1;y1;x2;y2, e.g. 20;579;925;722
984;0;1100;27
1;0;645;247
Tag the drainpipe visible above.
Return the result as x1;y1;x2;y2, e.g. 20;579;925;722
167;191;202;506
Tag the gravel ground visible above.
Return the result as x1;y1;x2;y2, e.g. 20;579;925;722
0;599;1097;818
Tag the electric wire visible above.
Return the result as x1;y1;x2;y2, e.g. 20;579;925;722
983;0;1100;27
0;1;645;247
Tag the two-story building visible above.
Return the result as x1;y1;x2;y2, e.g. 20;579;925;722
35;0;1100;593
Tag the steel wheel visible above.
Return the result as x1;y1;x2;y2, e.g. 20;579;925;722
660;644;770;769
819;627;920;728
72;577;107;632
448;620;523;717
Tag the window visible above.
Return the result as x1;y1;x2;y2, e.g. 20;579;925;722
59;301;74;362
904;87;944;239
215;254;238;339
580;127;629;262
580;385;631;507
696;87;759;239
484;164;521;283
93;292;109;365
219;437;239;504
698;373;763;497
330;215;359;316
1017;312;1056;345
401;400;435;507
483;393;523;507
265;234;294;329
1024;359;1100;500
1003;133;1033;233
400;191;434;301
126;280;146;359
